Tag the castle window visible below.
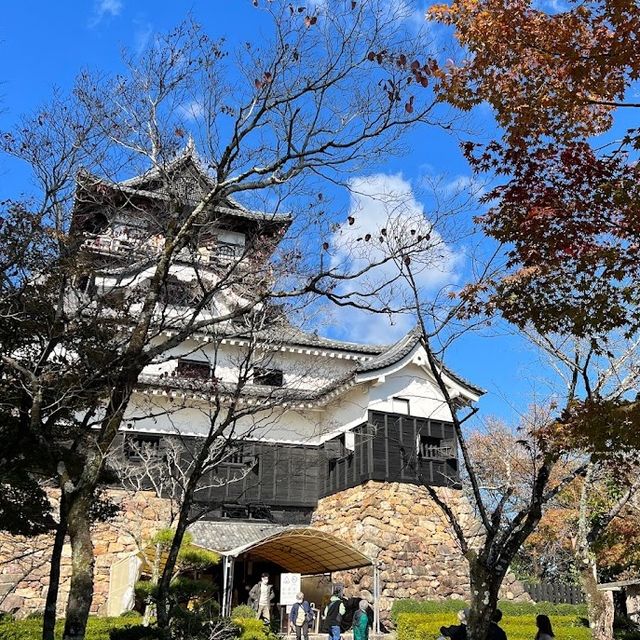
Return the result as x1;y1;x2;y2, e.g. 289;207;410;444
76;274;96;298
176;358;211;379
247;503;270;520
214;242;239;259
253;367;284;387
418;434;439;459
161;276;198;307
221;503;248;519
124;434;161;461
418;434;454;459
392;397;410;415
226;450;258;468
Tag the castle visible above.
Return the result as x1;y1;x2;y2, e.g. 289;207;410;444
0;145;529;625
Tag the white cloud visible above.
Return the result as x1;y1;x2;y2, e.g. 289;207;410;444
326;173;465;344
133;21;153;55
441;175;487;199
177;101;206;121
89;0;123;27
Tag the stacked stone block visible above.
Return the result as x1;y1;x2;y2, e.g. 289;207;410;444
311;480;529;626
0;490;172;618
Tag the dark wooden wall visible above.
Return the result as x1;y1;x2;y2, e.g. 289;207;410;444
319;410;459;497
113;410;458;518
199;442;320;508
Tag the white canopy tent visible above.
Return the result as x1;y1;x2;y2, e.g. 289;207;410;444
210;526;380;633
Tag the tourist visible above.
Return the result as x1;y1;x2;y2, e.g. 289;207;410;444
323;587;346;640
535;614;555;640
290;592;313;640
440;608;468;640
489;609;507;640
248;573;275;623
352;600;371;640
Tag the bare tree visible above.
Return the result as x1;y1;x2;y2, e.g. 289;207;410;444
1;4;453;639
405;280;640;640
519;332;640;640
320;169;640;640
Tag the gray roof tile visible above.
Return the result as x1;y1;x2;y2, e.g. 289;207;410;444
188;520;285;552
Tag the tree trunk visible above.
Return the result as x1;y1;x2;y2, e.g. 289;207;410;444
156;494;194;632
42;495;68;640
62;491;95;640
575;463;614;640
466;559;502;640
580;551;614;640
143;542;162;627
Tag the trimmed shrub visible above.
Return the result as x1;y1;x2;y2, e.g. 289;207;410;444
498;601;588;617
109;624;159;640
391;599;588;624
0;615;144;640
232;617;278;640
391;599;467;622
231;605;258;620
396;612;591;640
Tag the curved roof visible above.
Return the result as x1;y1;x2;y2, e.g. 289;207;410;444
221;526;374;574
355;326;485;397
75;141;291;227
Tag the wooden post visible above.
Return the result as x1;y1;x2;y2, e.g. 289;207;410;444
373;562;380;634
222;555;235;617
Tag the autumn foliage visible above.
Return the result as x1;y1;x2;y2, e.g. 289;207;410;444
462;141;640;337
425;0;640;340
428;0;640;144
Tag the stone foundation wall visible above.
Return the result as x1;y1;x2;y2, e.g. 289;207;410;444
311;481;529;626
1;481;530;622
0;490;172;618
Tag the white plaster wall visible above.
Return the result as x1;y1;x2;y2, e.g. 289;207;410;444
365;363;453;421
124;392;325;442
216;229;245;247
141;339;358;390
127;362;454;445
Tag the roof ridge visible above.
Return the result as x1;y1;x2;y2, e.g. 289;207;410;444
118;141;216;188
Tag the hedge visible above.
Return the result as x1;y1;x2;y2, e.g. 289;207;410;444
0;615;143;640
231;605;258;620
231;617;278;640
396;612;590;640
391;599;588;624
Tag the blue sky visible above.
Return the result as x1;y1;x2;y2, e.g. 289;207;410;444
0;0;591;425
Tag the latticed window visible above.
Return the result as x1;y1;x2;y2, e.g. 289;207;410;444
418;434;455;459
160;277;200;307
214;242;237;259
226;450;258;467
176;358;211;379
124;434;161;461
253;367;284;387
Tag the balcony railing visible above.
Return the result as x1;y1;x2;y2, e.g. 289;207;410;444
83;232;243;263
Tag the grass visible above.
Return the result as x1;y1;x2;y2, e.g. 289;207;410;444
0;614;143;640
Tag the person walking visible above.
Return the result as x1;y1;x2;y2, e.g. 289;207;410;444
352;600;371;640
488;609;507;640
535;614;555;640
323;587;346;640
290;592;313;640
248;573;275;623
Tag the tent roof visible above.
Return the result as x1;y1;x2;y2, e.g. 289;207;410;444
204;525;373;574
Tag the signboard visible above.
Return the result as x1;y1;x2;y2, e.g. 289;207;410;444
280;572;301;605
